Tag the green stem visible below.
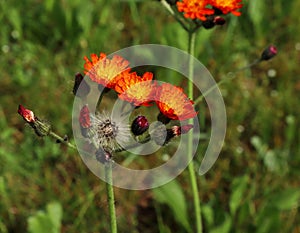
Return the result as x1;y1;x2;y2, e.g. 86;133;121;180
160;0;189;31
48;131;77;150
105;162;117;233
193;58;262;105
50;130;118;233
187;31;203;233
193;75;232;105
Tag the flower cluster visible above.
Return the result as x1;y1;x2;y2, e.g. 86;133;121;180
77;52;197;121
176;0;243;21
73;52;198;163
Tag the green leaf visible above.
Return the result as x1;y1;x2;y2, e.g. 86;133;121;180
229;175;249;216
268;188;300;210
28;211;53;233
9;9;22;36
46;202;63;231
76;1;93;35
248;0;264;29
28;202;62;233
210;214;232;233
153;180;191;233
202;204;214;227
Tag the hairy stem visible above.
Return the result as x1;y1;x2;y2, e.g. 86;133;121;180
187;31;203;233
48;131;77;150
105;162;117;233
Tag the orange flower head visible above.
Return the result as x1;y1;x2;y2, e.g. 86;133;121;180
83;53;130;89
114;71;156;106
177;0;214;21
155;83;197;121
208;0;243;16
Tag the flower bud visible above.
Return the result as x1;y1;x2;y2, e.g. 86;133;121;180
18;105;36;123
95;148;113;164
73;73;90;97
165;0;178;5
18;104;51;137
79;105;91;138
151;124;171;146
261;45;277;61
172;124;193;136
202;19;215;29
33;119;51;137
152;124;194;146
79;105;91;128
157;112;171;124
214;16;226;25
131;115;149;136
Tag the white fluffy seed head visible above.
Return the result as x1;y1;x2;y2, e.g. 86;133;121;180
89;111;130;151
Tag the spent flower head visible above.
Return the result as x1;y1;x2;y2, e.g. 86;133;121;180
82;110;130;152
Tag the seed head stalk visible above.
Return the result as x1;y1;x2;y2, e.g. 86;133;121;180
187;31;203;233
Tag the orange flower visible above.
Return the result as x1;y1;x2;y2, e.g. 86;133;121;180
177;0;214;21
208;0;243;16
114;71;156;106
155;83;197;121
83;53;130;88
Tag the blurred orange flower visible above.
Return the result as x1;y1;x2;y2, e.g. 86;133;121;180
83;53;130;88
208;0;243;16
177;0;214;21
114;71;156;106
155;83;197;121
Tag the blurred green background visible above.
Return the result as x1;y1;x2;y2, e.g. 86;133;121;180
1;0;300;232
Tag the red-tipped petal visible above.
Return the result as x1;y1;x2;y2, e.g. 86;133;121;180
18;105;36;123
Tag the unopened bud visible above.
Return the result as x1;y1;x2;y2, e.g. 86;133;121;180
18;105;36;123
152;124;172;146
214;16;226;25
157;112;171;124
79;105;91;128
79;105;91;137
33;119;51;137
172;124;193;136
73;73;90;97
261;45;277;61
131;116;149;136
18;105;51;137
202;19;215;29
165;0;178;5
152;124;194;146
95;148;113;164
